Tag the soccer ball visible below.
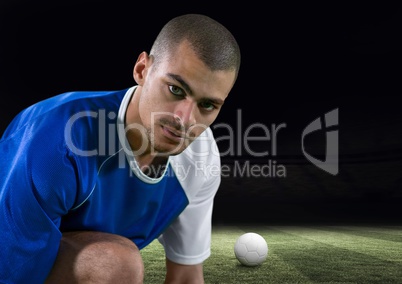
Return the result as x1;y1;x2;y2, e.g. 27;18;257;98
234;232;268;266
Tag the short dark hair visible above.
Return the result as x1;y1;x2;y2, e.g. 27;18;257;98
150;14;241;79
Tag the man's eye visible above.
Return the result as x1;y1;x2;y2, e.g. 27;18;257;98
169;85;184;96
200;101;216;111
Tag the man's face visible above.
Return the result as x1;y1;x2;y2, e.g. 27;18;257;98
133;40;236;156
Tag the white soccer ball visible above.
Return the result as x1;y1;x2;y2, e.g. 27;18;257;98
234;232;268;266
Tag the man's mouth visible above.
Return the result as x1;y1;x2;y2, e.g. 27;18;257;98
161;125;188;142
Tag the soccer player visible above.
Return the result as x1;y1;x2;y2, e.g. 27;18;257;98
0;14;241;283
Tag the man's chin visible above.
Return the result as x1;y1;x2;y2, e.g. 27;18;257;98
152;145;187;157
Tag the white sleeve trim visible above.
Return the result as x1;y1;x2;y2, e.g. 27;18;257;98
158;237;211;265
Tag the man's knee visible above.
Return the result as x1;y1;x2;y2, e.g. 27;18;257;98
46;231;144;284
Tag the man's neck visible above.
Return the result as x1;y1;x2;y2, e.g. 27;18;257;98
135;154;169;179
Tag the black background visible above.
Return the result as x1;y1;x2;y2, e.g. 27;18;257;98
1;1;402;224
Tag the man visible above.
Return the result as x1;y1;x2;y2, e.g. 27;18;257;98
0;13;241;283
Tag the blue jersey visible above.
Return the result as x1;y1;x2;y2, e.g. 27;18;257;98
0;86;221;283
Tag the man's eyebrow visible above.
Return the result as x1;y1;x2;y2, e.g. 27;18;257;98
166;73;225;105
166;73;192;95
203;97;225;105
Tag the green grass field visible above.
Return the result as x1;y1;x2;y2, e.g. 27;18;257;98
141;224;402;283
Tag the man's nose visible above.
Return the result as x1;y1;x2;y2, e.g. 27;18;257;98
174;99;197;128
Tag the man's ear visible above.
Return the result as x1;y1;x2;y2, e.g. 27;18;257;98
133;51;152;85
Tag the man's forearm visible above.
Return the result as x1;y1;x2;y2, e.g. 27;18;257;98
164;258;204;284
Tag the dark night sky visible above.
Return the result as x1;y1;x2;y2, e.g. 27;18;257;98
1;1;402;223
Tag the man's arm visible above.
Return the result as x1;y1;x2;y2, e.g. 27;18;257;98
0;126;80;282
165;258;204;284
